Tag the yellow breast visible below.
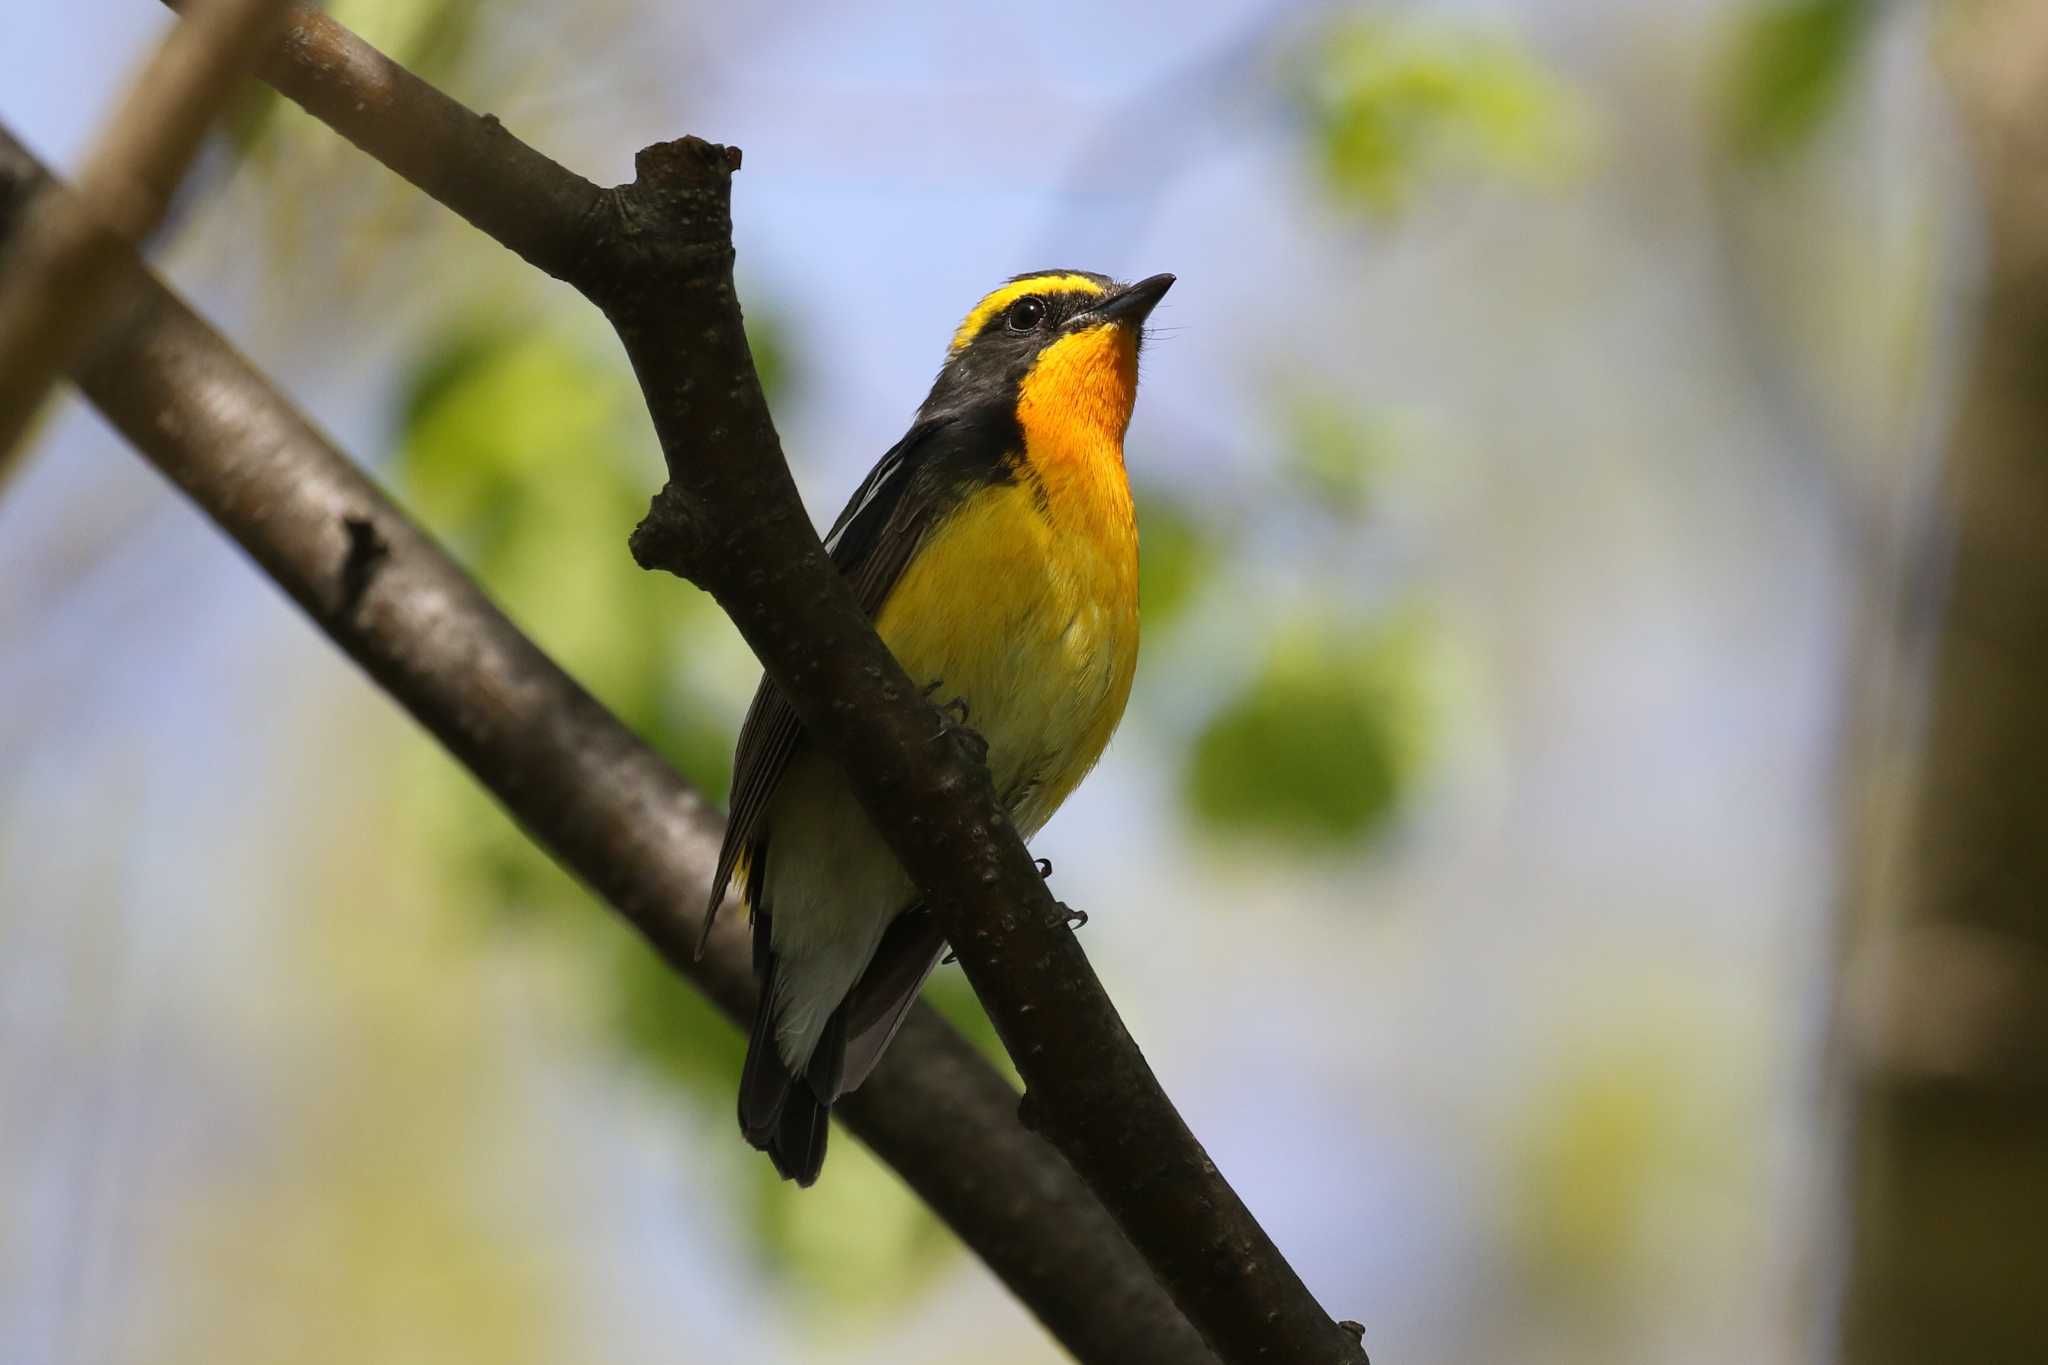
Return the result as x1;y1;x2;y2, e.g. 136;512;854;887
876;419;1137;835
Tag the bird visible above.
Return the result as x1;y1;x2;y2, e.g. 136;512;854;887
705;269;1175;1185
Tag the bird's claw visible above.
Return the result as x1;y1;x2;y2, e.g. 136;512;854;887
1034;856;1053;880
923;680;987;760
938;711;988;763
921;678;970;724
1055;901;1087;933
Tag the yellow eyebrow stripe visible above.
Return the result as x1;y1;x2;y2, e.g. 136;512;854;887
950;274;1108;351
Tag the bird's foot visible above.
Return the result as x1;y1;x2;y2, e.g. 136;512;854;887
1035;856;1053;880
920;677;971;726
930;694;987;763
939;899;1083;962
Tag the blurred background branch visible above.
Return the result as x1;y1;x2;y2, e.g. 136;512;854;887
0;0;284;478
0;123;1220;1365
1837;2;2048;1359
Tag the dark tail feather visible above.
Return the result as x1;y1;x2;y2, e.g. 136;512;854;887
738;957;848;1188
737;955;790;1143
841;907;946;1093
769;1087;830;1186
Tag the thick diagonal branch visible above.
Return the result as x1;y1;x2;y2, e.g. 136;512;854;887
0;0;286;469
0;127;1217;1365
196;8;1369;1359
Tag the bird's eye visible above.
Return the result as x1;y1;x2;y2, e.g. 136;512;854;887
1006;296;1048;331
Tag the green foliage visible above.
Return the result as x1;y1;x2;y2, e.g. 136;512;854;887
1141;393;1445;851
1135;490;1221;634
1720;0;1875;160
397;322;739;802
612;933;747;1094
1296;16;1589;217
159;737;578;1365
744;305;797;406
1184;615;1432;847
393;320;741;927
1283;397;1418;519
920;968;1010;1073
1503;998;1756;1301
350;0;488;78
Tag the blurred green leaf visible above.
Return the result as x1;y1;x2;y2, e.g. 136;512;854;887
394;320;741;801
1283;398;1417;518
1721;0;1874;160
1135;491;1221;633
744;305;797;405
1184;614;1433;847
612;933;747;1094
1504;1001;1755;1299
389;313;744;953
753;1126;956;1310
921;968;1009;1072
389;319;739;930
1296;17;1590;218
165;785;574;1365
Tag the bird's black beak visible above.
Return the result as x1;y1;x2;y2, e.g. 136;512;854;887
1079;273;1175;329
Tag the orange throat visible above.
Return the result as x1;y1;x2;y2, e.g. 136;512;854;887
1014;323;1140;551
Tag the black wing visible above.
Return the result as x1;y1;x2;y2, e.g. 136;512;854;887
699;416;975;949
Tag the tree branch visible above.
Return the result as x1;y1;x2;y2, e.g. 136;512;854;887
0;0;286;472
0;126;1218;1365
228;2;606;280
164;7;1371;1358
